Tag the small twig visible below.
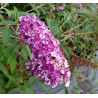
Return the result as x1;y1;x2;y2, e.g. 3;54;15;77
60;32;97;42
16;50;29;62
0;24;20;26
10;35;19;40
63;20;87;34
8;42;29;62
0;3;8;10
60;9;76;29
27;4;46;13
9;26;16;33
0;32;19;40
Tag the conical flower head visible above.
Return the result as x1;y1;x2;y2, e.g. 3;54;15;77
18;15;71;87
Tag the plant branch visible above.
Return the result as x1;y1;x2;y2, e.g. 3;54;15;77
27;4;46;13
8;42;30;62
64;20;87;33
16;50;30;62
60;32;97;42
0;32;19;40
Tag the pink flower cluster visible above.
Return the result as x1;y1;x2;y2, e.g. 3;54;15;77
18;15;71;88
76;3;83;9
50;5;64;11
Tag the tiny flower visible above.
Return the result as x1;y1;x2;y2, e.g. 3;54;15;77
65;81;70;87
64;60;69;68
50;5;55;11
39;33;45;39
26;65;30;70
60;69;64;74
67;71;71;77
51;51;57;57
25;62;31;69
57;6;64;11
76;3;83;9
66;31;74;35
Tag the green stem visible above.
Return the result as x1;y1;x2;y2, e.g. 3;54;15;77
27;4;46;13
60;32;97;42
16;50;30;62
74;32;96;36
0;3;8;10
8;42;29;62
10;35;19;39
0;24;20;26
0;32;19;40
60;9;76;29
65;20;87;33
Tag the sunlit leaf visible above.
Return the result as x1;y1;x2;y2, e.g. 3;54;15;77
0;20;15;25
47;19;61;38
7;54;16;74
1;27;10;46
2;8;11;18
14;7;19;20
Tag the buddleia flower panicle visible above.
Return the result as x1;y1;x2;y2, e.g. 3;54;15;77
18;15;71;88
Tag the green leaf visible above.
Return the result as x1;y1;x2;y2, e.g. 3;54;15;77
7;54;16;74
76;8;98;32
0;63;14;81
4;46;11;59
2;8;11;18
0;63;9;76
45;88;52;94
19;58;25;70
4;42;18;61
5;79;13;89
21;48;28;58
1;27;10;46
7;88;19;94
18;11;36;17
9;42;18;55
60;43;70;59
21;45;32;58
0;76;6;94
14;7;19;20
0;3;9;9
0;77;5;87
23;80;36;94
0;20;15;25
24;45;32;57
18;11;28;16
47;19;61;38
24;86;35;94
0;14;3;20
39;80;46;89
29;76;38;86
0;47;3;60
35;9;40;17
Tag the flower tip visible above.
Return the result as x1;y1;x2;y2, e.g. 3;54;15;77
57;6;64;11
76;3;83;9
